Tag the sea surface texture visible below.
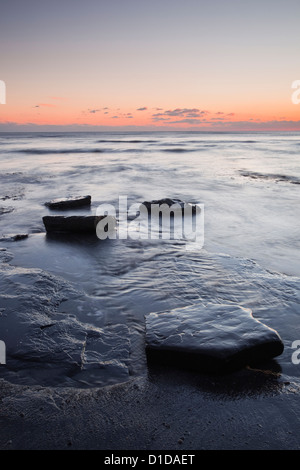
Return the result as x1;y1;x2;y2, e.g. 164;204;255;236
0;132;299;388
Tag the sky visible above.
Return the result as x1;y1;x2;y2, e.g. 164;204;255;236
0;0;299;131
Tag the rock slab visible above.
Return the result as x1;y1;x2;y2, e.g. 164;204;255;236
0;249;130;387
45;195;91;210
145;304;284;373
43;215;107;233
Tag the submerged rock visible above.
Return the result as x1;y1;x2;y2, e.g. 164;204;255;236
45;195;91;210
43;215;110;233
0;234;28;242
141;198;200;215
145;304;284;373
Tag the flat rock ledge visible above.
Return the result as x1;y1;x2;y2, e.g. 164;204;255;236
45;195;91;210
0;249;130;387
145;304;284;373
43;215;110;233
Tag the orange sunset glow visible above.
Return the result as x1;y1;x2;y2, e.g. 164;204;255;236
0;0;299;131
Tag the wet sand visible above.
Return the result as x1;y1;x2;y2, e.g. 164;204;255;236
1;363;300;450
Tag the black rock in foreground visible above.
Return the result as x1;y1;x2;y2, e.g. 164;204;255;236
145;304;284;373
43;215;109;233
45;195;91;210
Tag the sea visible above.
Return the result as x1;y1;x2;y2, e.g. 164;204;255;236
0;131;299;388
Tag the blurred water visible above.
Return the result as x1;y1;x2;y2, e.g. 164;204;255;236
0;131;299;387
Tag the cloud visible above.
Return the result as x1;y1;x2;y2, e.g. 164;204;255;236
151;108;238;125
152;108;209;120
88;109;101;114
137;107;148;111
118;112;133;118
166;118;209;125
152;117;172;122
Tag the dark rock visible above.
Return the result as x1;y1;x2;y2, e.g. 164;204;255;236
0;234;28;242
13;234;28;241
45;195;91;210
145;304;284;373
141;198;200;215
43;215;109;233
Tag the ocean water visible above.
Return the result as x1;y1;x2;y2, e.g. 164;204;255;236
0;131;300;388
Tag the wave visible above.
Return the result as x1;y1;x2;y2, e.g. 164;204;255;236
37;134;66;139
240;170;300;185
161;148;199;153
183;139;258;144
15;148;105;155
96;139;157;144
8;139;260;156
14;147;154;155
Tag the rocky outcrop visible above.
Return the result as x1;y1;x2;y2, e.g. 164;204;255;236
45;195;91;210
145;304;284;373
